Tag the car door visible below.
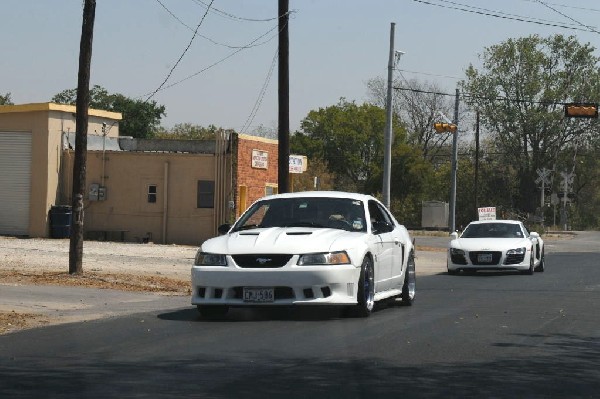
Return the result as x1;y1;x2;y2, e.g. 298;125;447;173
368;200;395;292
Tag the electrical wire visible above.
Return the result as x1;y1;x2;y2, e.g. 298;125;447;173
146;0;215;102
191;0;285;22
139;22;283;98
156;0;282;49
409;0;596;32
397;68;462;80
521;0;600;13
534;0;600;34
240;49;278;135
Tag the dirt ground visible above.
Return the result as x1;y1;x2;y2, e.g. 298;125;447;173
0;236;195;334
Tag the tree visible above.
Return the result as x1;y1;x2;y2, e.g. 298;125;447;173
52;85;166;138
154;123;223;140
460;34;600;213
0;92;13;105
292;99;404;193
366;77;454;162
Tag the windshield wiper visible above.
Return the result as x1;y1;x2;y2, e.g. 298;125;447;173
232;224;261;232
284;221;325;228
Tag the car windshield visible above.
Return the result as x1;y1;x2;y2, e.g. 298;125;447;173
461;222;524;238
232;197;367;232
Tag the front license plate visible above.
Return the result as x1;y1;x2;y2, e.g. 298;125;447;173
477;253;493;263
243;287;274;303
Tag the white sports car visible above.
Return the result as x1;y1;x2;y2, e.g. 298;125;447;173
191;191;416;318
447;220;545;275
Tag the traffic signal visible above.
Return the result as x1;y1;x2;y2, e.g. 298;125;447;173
433;122;457;133
564;103;598;118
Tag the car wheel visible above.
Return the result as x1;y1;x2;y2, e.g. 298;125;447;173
197;305;229;319
351;256;375;317
535;249;545;272
400;253;416;306
447;268;458;275
521;253;534;275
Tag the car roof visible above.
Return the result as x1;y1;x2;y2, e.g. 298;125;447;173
260;191;376;202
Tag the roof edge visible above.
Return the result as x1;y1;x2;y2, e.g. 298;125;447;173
0;102;122;120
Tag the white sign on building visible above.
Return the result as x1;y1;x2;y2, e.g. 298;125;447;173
478;206;497;221
251;149;268;169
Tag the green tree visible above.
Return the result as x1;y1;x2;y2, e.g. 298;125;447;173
52;85;166;138
460;34;600;214
292;99;404;193
154;123;223;140
0;92;13;105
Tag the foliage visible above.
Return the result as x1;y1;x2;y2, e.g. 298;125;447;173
0;92;13;105
154;123;222;140
292;99;404;193
366;77;454;161
290;157;336;192
52;85;166;138
460;34;600;214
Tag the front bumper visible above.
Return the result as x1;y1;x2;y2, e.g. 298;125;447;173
447;249;531;271
191;262;361;307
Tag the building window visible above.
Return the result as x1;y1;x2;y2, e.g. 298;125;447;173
265;184;278;196
147;185;157;203
197;180;215;208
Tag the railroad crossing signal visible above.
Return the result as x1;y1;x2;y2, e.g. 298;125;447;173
433;122;457;133
564;103;598;118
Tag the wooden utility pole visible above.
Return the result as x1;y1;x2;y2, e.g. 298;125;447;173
277;0;290;193
69;0;96;274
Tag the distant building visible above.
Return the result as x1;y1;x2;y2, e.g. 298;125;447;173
0;103;281;245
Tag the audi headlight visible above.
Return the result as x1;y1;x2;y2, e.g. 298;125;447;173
507;247;526;255
194;251;227;266
297;251;351;266
450;248;465;256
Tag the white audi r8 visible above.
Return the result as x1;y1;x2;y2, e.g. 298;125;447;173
447;220;545;275
191;191;416;318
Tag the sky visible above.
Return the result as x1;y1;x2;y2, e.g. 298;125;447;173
3;0;600;135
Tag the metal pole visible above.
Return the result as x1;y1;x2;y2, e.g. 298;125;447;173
448;88;459;232
382;22;395;209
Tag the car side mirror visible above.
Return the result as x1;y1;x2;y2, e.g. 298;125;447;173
530;232;540;239
450;232;459;240
217;224;231;235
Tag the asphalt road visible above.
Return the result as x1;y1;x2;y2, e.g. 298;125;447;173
1;233;599;398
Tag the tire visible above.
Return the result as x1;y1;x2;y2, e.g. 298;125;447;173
351;256;375;317
400;253;416;306
197;305;229;319
447;268;458;275
521;253;534;275
535;249;545;272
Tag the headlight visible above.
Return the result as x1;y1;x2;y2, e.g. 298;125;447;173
297;251;351;266
194;252;227;266
507;247;526;255
450;248;465;256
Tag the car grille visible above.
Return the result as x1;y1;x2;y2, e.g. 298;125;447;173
469;251;502;265
232;254;293;268
233;286;295;300
504;253;526;265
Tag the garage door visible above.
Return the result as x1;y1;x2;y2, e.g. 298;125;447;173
0;132;32;235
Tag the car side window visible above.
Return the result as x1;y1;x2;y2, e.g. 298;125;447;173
368;200;393;233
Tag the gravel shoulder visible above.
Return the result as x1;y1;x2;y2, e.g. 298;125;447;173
0;235;446;334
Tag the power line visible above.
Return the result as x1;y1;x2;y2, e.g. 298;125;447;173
521;0;600;14
534;0;600;35
410;0;596;32
139;23;282;98
398;68;462;80
146;0;215;102
191;0;286;22
241;50;278;134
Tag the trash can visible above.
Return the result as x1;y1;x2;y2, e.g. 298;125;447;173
49;205;72;238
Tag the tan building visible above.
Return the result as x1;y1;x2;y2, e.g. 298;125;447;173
0;103;288;245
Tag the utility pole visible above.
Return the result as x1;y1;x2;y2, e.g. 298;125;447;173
69;0;96;275
382;22;395;209
474;110;479;217
277;0;290;194
448;88;459;233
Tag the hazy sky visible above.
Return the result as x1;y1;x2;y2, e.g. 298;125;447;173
3;0;600;133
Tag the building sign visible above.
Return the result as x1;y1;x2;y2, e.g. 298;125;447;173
289;154;307;174
251;149;268;169
478;206;496;221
